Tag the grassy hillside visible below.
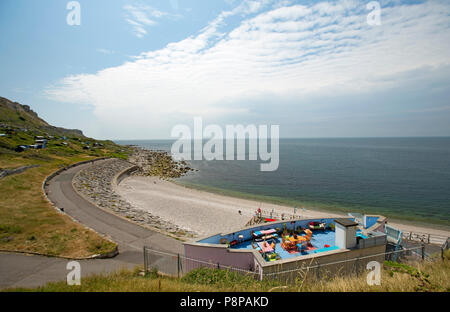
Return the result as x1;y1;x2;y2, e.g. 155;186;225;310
0;97;131;257
0;97;49;128
6;253;450;292
0;96;84;137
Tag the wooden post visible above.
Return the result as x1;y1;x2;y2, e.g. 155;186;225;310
421;243;425;261
177;254;180;279
143;246;147;273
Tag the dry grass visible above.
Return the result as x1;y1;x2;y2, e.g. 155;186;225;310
0;153;117;258
6;258;450;292
285;256;450;292
6;269;222;292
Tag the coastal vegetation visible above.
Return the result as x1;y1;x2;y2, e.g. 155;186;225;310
0;96;193;257
0;97;131;257
6;254;449;292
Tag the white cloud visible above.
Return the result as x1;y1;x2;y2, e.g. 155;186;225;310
96;48;115;55
46;0;450;139
124;3;175;38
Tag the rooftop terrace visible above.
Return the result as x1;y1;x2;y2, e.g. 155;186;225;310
183;215;387;282
193;216;385;263
230;227;369;262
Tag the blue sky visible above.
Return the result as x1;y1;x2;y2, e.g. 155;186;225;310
1;0;450;139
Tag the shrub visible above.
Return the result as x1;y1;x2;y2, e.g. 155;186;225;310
182;267;260;288
0;224;22;234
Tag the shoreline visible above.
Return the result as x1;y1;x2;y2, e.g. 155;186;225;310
116;175;450;239
175;180;450;232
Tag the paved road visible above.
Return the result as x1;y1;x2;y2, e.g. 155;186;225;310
0;160;183;290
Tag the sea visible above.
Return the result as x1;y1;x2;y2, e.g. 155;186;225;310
116;137;450;228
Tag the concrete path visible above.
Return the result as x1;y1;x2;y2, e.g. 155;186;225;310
0;160;183;290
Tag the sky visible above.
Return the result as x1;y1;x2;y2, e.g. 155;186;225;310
1;0;450;140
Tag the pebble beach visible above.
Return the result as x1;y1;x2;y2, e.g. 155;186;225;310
73;148;450;240
116;175;450;239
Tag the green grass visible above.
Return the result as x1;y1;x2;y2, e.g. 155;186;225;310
0;129;131;257
0;224;23;234
0;97;132;257
181;267;279;290
0;127;129;162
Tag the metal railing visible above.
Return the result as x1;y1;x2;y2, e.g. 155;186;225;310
441;237;449;260
143;245;427;283
245;209;311;226
264;246;428;283
443;237;450;250
143;247;259;279
402;231;448;245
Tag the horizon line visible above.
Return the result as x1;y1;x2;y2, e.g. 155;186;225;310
111;135;450;141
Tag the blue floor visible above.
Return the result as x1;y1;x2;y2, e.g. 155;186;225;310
231;230;338;261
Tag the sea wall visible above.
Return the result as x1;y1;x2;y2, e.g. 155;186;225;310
73;158;195;238
114;165;140;185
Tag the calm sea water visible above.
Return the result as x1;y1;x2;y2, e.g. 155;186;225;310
116;138;450;227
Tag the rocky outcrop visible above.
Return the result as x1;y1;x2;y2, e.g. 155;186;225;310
73;158;195;238
129;147;196;179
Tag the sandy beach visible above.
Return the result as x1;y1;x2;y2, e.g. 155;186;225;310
116;176;450;239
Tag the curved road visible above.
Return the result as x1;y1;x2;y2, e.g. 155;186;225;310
0;160;183;289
